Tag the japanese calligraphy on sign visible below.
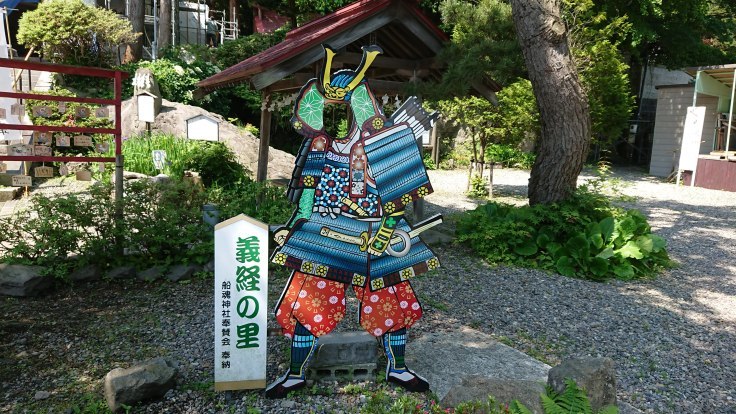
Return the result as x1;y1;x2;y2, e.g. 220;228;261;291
56;134;70;147
34;145;52;156
11;175;31;187
214;214;269;391
34;166;53;178
74;135;93;147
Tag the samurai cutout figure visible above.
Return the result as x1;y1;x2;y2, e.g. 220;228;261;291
267;45;442;398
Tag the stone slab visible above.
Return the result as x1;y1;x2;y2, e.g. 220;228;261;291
405;326;550;401
0;187;18;202
441;376;545;414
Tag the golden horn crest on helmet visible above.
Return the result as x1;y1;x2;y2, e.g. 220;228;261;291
321;44;383;100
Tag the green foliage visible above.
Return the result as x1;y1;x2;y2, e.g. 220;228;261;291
111;133;202;178
541;379;619;414
563;1;635;145
431;0;524;93
205;178;293;226
24;88;114;161
456;184;671;281
183;142;248;187
212;28;288;69
486;144;535;169
467;173;489;199
495;79;539;147
122;180;211;266
17;0;137;67
0;180;211;276
423;154;437;170
592;0;736;67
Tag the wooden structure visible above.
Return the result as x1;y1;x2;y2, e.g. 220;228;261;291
196;0;500;182
0;58;128;201
650;63;736;191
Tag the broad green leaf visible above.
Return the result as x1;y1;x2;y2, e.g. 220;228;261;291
589;257;609;278
586;222;602;238
590;232;604;249
514;240;538;256
616;241;643;259
599;216;615;242
617;217;637;242
596;247;614;259
556;256;576;277
536;233;551;248
650;234;666;252
613;262;635;279
566;234;589;252
636;235;653;253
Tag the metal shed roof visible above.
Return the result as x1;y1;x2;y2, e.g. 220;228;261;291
196;0;500;101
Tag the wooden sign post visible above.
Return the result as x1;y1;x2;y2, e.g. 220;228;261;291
214;214;269;391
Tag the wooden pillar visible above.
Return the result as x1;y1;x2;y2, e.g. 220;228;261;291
430;123;439;167
256;92;271;182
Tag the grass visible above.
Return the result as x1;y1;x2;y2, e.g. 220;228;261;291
106;133;202;178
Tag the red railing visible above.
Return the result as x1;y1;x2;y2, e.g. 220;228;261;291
0;58;127;165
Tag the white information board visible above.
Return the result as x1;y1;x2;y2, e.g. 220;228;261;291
214;214;269;391
186;115;220;142
678;106;706;172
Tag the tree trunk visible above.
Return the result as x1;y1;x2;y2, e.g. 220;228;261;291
159;0;172;52
127;0;145;61
509;0;591;205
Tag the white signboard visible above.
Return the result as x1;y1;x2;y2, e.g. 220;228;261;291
186;115;220;142
11;175;31;187
138;94;156;123
152;150;167;170
679;106;707;172
214;214;269;391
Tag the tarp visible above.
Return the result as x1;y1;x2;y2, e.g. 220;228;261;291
0;0;40;15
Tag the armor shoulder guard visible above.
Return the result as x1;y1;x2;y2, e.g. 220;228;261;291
363;124;433;212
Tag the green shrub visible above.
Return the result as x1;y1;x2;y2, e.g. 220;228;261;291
467;173;489;198
456;188;671;281
0;180;210;276
17;0;137;67
486;144;536;169
122;180;210;266
183;141;247;187
206;178;293;226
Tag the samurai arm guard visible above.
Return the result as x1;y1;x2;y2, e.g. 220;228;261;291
368;211;404;254
297;136;328;190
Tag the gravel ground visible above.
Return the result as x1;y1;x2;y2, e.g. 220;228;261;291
1;167;735;413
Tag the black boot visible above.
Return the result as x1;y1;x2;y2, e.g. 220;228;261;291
265;322;318;398
382;328;429;392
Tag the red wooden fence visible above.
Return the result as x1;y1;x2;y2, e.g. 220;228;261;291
0;58;129;200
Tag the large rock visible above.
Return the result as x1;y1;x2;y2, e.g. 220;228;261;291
442;376;545;414
68;265;101;282
406;327;550;402
121;98;295;180
0;264;52;296
166;264;198;282
547;357;617;412
104;357;178;412
106;266;136;280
